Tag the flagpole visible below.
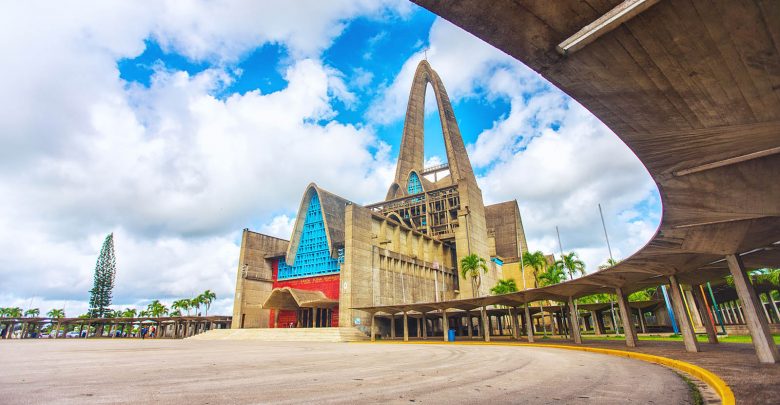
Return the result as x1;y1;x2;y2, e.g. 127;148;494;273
599;204;620;334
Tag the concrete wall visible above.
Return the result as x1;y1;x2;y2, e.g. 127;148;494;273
341;204;458;333
231;230;289;329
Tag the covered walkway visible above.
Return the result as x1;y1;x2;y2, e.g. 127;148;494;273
400;0;780;364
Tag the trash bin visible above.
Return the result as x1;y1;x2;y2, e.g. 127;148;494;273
448;329;456;342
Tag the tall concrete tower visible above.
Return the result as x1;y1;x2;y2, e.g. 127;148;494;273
368;60;498;298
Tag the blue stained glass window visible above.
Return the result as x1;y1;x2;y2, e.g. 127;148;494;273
277;192;340;280
407;172;423;194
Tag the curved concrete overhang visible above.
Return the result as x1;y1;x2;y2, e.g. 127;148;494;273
262;287;338;310
409;0;780;297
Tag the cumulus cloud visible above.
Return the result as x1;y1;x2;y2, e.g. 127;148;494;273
0;1;403;312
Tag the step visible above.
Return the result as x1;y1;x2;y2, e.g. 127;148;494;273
187;327;369;342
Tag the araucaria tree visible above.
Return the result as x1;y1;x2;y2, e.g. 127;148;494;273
88;233;117;318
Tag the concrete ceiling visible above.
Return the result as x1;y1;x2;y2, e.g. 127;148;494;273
396;0;780;301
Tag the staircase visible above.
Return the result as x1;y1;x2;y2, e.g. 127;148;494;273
187;327;369;342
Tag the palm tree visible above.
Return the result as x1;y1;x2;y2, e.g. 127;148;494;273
490;279;518;295
191;295;206;316
537;263;566;287
557;252;586;280
47;308;65;339
522;251;549;288
172;299;189;316
119;308;137;337
200;290;216;316
147;300;168;317
169;310;182;317
598;257;620;270
147;300;168;338
460;254;489;298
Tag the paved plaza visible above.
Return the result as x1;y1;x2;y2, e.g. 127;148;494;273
0;340;692;404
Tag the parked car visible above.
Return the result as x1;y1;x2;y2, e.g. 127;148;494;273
65;331;80;338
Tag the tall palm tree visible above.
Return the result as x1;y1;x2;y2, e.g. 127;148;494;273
191;295;205;316
147;300;168;338
47;308;65;338
169;310;182;317
172;299;189;316
117;308;137;337
537;263;566;287
490;279;518;295
200;290;216;316
522;251;549;288
179;298;192;316
557;252;586;280
147;300;168;317
460;254;489;298
598;257;620;270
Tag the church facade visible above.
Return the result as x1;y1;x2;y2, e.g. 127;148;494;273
231;61;530;334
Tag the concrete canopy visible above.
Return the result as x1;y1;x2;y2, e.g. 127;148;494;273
397;0;780;300
262;287;338;310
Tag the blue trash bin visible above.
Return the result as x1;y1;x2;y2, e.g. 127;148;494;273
448;329;456;342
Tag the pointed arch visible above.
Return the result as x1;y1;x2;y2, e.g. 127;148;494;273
391;60;476;195
284;184;343;273
407;170;424;194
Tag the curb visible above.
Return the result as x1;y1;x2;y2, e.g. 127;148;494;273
356;340;735;405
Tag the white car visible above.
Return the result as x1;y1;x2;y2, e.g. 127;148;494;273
65;331;81;338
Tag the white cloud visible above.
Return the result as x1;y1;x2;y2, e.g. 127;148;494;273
259;215;296;240
0;1;403;313
367;18;517;125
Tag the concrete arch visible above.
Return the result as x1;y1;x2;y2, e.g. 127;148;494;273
285;183;337;265
391;60;476;195
385;182;401;200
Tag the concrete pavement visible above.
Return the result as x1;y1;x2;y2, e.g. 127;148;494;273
0;339;691;404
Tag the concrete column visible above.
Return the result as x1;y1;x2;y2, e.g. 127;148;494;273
567;297;582;344
687;289;704;327
726;254;779;363
591;311;604;335
668;275;700;353
466;311;473;338
421;313;427;340
691;286;718;344
615;288;639;347
481;307;491;342
273;310;279;329
524;305;534;342
390;314;396;339
441;309;449;342
417;318;422;338
637;309;647;334
370;313;376;342
403;312;409;342
510;307;520;340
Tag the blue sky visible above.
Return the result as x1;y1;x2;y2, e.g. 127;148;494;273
0;1;659;315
